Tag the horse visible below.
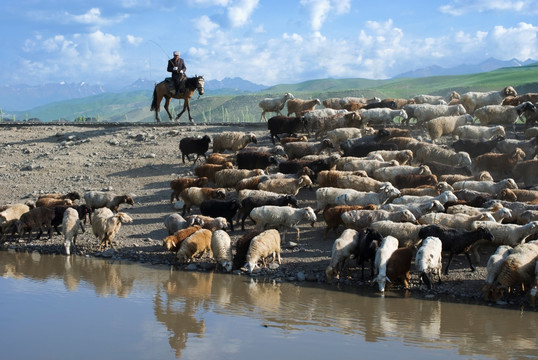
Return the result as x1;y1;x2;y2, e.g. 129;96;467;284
150;75;205;123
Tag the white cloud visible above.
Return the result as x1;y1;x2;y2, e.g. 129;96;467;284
440;0;532;16
193;15;221;45
126;34;143;46
227;0;259;27
299;0;351;31
190;0;231;6
65;7;129;27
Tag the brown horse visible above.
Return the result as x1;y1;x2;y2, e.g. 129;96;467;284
150;75;205;123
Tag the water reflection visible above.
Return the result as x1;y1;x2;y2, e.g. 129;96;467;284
1;250;537;360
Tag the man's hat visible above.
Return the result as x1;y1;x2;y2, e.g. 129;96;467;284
173;51;180;56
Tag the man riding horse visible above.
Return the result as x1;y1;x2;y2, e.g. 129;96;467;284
167;51;187;94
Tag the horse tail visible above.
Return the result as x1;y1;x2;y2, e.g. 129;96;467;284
150;86;159;112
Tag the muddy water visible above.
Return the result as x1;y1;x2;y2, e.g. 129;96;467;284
0;250;537;360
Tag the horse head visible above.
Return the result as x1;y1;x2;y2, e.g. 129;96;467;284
195;75;205;96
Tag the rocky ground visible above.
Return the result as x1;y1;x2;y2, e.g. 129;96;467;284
0;121;534;311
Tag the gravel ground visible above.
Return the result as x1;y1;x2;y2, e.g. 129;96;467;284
0;122;534;311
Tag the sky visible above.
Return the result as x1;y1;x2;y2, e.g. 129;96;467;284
2;0;538;89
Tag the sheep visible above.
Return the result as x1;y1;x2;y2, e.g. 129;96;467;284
413;92;458;105
283;139;334;159
403;104;466;126
245;229;281;273
35;198;73;208
421;161;473;179
91;208;132;251
490;241;538;300
286;98;321;117
325;229;359;282
358;108;408;127
316;187;380;212
278;157;337;182
326;127;370;150
334;184;401;207
451;135;506;159
258;92;294;121
62;207;85;255
382;97;416;109
235;151;278;171
418;224;494;274
38;191;81;202
502;92;538;106
238;194;297;231
374;235;399;292
232;230;263;271
447;203;512;223
460;86;517;114
474;102;536;132
495;136;538;160
51;204;92;232
212;131;257;153
162;225;202;258
249;206;317;242
393;174;438;189
414;143;472;168
257;175;313;196
392;190;458;207
304;109;360;139
501;188;538;203
481;199;538;225
279;135;308;146
341;141;398;158
366;149;413;165
415;236;443;289
335;174;390;193
454;124;506;141
214;168;265;188
83;191;135;220
481;245;513;301
0;203;31;241
317;169;367;188
206;152;236;165
353;228;384;280
266;115;308;144
530;260;538;308
179;135;211;164
399;182;454;197
471;148;526;180
164;213;188;235
16;206;55;242
370;220;425;248
381;200;446;219
470;221;538;247
452;178;518;195
194;162;234;183
211;230;232;272
418;212;496;230
512;159;538;188
185;214;228;232
170;177;208;203
426;114;473;142
322;204;377;239
372;164;432;183
200;199;240;232
339;159;399;177
440;171;494;185
524;126;538;139
179;187;226;216
341;209;417;230
339;96;380;109
176;229;213;264
384;247;414;290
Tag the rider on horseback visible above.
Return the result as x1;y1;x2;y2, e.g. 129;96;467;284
167;51;186;94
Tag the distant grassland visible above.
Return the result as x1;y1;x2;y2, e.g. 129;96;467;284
10;63;538;123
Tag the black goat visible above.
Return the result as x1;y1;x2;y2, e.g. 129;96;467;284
51;204;92;234
352;228;383;280
200;199;240;232
267;116;308;145
236;150;279;170
451;135;505;158
179;135;211;164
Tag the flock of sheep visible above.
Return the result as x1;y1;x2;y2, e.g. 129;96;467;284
1;85;538;308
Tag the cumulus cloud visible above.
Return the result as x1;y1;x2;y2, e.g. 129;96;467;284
126;34;143;45
439;0;531;16
65;7;129;27
193;15;221;45
300;0;351;31
227;0;259;27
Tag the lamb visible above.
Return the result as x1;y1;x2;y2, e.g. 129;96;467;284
374;235;399;292
176;229;213;264
232;230;263;271
415;236;443;289
353;228;384;280
258;92;294;121
512;159;538;188
249;206;317;242
212;131;257;153
453;124;506;141
238;194;297;231
164;213;188;235
369;220;425;247
341;209;417;230
471;148;526;180
286;98;321;117
257;175;313;196
179;135;211;164
236;151;278;171
322;204;377;239
451;135;506;159
381;200;445;219
170;177;209;203
426;114;473;142
179;187;226;216
16;206;55;242
194;162;234;183
470;221;538;247
162;225;202;259
384;247;414;290
482;245;513;301
211;230;232;272
358;108;408;127
474;102;536;132
62;207;85;255
185;214;228;232
283;139;334;159
325;228;359;282
418;224;494;274
214;168;265;188
334;183;401;207
372;164;432;183
460;86;517;114
200;199;240;231
267;115;308;145
452;178;518;195
91;207;132;251
245;229;281;273
500;188;538;203
83;191;135;219
366;149;413;165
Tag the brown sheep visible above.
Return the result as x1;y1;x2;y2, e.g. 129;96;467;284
393;174;438;189
170;177;209;202
385;247;414;290
179;187;226;216
472;148;526;180
162;225;202;259
206;153;236;165
38;191;81;202
512;159;538;188
322;204;377;239
194;162;234;183
35;198;73;208
279;135;308;146
17;207;55;241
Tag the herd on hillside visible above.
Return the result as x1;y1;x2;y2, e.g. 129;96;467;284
1;86;538;307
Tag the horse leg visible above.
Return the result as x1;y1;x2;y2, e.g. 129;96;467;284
176;99;189;122
163;97;174;122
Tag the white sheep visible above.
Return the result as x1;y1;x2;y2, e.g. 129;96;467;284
315;187;353;212
334;184;401;207
358;108;408;127
415;236;443;289
372;164;432;183
482;245;513;300
335;174;390;193
366;149;414;165
470;221;538;247
237;189;282;203
283;139;334;159
474;102;536;131
374;235;399;292
303;109;358;139
418;212;496;230
214;169;265;188
257;175;313;195
259;92;294;121
0;203;31;240
326;127;374;150
454;124;506;141
414;143;472;168
391;190;458;206
164;213;188;235
426;114;473;142
245;229;281;273
381;200;446;219
286;98;321;117
460;86;517;114
211;230;232;272
340;159;399;177
212;131;257;153
91;207;133;251
325;228;359;282
447;203;512;223
62;207;85;256
83;191;134;217
341;209;417;230
369;220;424;248
495;137;538;160
249;205;317;242
177;228;213;263
452;178;518;195
186;214;228;232
404;104;466;126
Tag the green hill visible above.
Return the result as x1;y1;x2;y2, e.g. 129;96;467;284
7;63;538;123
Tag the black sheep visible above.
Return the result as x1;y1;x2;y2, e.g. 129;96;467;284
232;230;263;270
278;158;333;182
238;194;298;231
352;228;383;280
341;141;398;158
451;135;505;158
362;100;397;110
51;204;92;234
200;199;240;232
179;135;211;164
267;116;308;145
418;224;494;275
236;150;279;170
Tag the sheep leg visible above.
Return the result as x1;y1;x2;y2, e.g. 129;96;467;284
54;224;62;236
464;252;475;272
444;253;454;275
294;225;300;241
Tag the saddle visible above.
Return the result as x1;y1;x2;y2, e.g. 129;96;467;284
165;76;186;95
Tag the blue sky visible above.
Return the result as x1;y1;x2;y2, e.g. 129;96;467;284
2;0;538;88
